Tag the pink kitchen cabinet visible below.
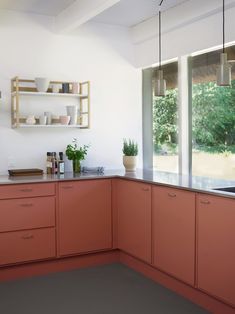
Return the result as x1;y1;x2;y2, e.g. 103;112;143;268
197;194;235;306
152;186;196;286
116;180;151;263
0;182;56;266
0;228;56;266
0;196;55;232
58;180;112;256
0;183;55;200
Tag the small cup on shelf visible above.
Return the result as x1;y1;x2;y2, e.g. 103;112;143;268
62;83;70;94
51;84;60;93
60;115;71;125
39;115;47;125
44;112;52;125
72;82;79;94
26;115;36;125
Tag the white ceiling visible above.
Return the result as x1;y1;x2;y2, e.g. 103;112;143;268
0;0;75;16
92;0;190;27
0;0;191;28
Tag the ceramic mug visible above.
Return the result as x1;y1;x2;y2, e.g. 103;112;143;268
60;115;71;125
72;82;79;94
26;115;36;125
52;84;60;93
62;83;70;93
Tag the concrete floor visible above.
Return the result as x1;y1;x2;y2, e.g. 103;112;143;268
0;263;209;314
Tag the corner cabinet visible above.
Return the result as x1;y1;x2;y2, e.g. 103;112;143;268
197;194;235;307
58;180;112;257
152;186;196;286
116;179;151;264
11;77;90;129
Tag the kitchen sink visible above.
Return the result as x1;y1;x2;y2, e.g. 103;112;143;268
213;186;235;193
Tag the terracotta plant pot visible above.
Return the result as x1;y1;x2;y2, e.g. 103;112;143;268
123;156;137;172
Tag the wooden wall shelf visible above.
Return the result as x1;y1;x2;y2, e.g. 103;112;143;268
11;77;90;129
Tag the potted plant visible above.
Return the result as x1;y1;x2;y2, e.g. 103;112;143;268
122;139;138;172
66;138;89;173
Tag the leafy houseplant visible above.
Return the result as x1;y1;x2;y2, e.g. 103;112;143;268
66;138;89;173
122;139;138;172
123;139;138;156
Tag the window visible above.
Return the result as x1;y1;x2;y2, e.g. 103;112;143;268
152;62;178;173
143;45;235;180
191;46;235;179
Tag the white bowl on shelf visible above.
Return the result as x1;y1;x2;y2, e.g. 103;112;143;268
35;77;50;93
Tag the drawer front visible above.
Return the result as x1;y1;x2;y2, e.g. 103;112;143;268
0;183;55;200
0;197;55;232
0;228;56;266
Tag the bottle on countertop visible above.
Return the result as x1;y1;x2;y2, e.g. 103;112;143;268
51;152;58;175
46;152;52;174
58;152;65;174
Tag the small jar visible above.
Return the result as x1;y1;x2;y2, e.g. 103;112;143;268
26;115;36;125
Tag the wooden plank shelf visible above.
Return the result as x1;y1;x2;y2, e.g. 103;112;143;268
11;77;90;129
16;124;86;129
11;91;88;99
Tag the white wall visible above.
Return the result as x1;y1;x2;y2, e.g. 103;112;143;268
0;10;142;174
132;0;235;68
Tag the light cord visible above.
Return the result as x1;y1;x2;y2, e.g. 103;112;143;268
158;0;164;70
223;0;225;53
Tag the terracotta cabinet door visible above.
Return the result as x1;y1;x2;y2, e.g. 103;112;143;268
197;194;235;307
0;228;56;266
153;186;196;286
58;180;112;256
116;180;151;263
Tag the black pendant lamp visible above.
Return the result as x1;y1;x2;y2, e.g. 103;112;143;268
217;0;231;86
155;0;166;97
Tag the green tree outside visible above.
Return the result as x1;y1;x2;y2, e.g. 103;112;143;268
153;80;235;155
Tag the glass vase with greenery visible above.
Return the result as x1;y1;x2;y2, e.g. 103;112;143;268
66;138;89;173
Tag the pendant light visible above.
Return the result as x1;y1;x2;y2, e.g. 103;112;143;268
155;0;166;97
217;0;231;86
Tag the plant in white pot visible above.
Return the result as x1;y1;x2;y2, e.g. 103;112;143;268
123;139;138;172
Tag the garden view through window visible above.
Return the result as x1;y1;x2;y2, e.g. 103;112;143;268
151;47;235;179
192;46;235;179
153;62;178;173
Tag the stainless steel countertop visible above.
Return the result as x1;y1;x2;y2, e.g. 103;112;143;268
1;169;235;198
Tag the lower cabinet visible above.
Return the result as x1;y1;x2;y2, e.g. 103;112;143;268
197;194;235;306
58;179;112;256
1;178;235;309
152;186;196;286
0;186;56;266
116;180;151;263
0;228;56;266
0;196;55;232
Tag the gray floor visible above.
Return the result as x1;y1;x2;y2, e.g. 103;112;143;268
0;263;210;314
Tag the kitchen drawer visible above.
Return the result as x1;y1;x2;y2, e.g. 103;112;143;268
0;197;55;232
0;183;55;200
0;228;56;266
